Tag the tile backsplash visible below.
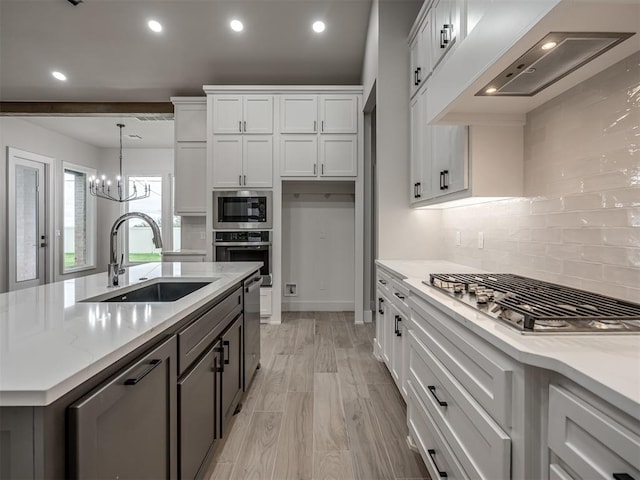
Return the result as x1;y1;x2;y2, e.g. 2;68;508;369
440;53;639;302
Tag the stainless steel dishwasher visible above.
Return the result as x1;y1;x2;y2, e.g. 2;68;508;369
243;273;262;390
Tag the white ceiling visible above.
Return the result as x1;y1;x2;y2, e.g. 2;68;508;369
24;116;174;148
0;0;372;103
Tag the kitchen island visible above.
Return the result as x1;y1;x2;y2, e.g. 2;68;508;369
376;259;640;480
0;261;262;479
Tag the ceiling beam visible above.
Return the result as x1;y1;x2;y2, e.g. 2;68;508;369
0;102;174;116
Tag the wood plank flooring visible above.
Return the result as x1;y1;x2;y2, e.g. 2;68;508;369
204;312;428;480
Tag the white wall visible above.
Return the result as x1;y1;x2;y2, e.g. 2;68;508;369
0;117;104;292
440;53;640;302
361;0;379;103
281;182;355;311
375;0;442;260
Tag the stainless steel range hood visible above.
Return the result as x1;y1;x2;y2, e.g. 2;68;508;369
476;32;634;97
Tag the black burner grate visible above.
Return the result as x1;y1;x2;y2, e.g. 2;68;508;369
428;273;640;330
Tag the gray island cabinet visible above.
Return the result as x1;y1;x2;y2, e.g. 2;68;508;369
0;262;262;480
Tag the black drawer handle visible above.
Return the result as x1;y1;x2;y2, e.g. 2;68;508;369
614;474;636;480
217;344;225;372
396;316;402;337
378;298;384;314
394;315;399;335
394;292;406;300
223;340;230;365
124;359;162;386
428;385;448;407
378;279;387;285
427;449;448;477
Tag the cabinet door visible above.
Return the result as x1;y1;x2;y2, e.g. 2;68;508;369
220;316;243;436
175;143;206;215
213;136;243;188
410;95;423;203
68;337;177;480
213;96;243;134
280;135;318;177
389;306;402;387
431;125;467;197
319;135;357;177
280;95;318;133
243;95;273;134
418;90;434;201
431;0;459;68
178;342;219;480
175;103;207;142
419;13;433;80
319;95;358;134
243;136;273;188
381;294;392;365
410;35;422;99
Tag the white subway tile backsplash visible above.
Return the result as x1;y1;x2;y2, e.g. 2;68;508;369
439;53;640;302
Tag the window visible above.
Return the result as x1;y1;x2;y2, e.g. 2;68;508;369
63;163;96;272
126;176;163;263
172;175;181;250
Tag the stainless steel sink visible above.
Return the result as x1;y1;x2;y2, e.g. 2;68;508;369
81;280;214;303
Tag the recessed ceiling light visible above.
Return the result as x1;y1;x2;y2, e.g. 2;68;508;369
52;71;67;81
148;20;163;33
312;20;325;33
230;19;244;32
485;87;497;94
541;41;557;51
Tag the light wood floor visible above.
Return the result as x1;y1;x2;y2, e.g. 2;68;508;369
204;312;429;480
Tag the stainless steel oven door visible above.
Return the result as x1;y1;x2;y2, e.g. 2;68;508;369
214;242;272;286
213;191;273;229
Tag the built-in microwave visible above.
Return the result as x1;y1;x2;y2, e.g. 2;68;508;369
213;191;272;230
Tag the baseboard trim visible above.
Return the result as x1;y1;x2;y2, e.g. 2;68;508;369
281;301;355;312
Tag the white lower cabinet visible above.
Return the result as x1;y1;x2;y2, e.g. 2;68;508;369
548;384;640;480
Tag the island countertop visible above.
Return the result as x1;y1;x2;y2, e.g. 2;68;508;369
0;262;261;407
376;259;640;420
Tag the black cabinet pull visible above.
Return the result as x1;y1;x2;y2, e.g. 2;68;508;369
416;182;421;198
396;316;402;337
428;385;448;407
217;344;226;372
394;292;405;300
394;315;400;335
223;340;230;365
613;475;635;480
427;449;448;478
417;67;421;84
440;28;445;48
439;171;445;190
378;279;387;285
443;170;449;189
414;70;419;86
378;298;384;314
442;24;450;46
124;359;162;386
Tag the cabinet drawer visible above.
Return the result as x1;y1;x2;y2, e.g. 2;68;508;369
178;287;242;375
408;331;511;480
409;294;513;428
408;381;469;480
549;463;576;480
376;268;392;293
389;278;410;316
548;384;640;480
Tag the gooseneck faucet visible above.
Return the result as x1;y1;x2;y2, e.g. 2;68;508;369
108;212;163;287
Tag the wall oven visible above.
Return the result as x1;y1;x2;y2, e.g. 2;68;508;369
213;191;272;230
213;231;272;287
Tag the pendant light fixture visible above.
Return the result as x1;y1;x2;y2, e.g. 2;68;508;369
89;123;150;203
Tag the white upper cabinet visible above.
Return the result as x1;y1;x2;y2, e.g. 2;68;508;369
212;136;272;188
319;135;357;177
431;0;460;69
319;95;358;134
175;101;207;142
280;96;318;133
174;143;207;215
431;125;467;197
243;136;273;187
243;96;273;134
411;89;433;203
213;96;243;134
213;95;273;134
410;12;432;98
212;136;243;188
280;136;318;177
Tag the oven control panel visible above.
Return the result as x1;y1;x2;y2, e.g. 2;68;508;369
214;231;270;242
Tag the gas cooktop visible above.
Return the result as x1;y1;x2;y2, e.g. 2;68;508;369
424;273;640;334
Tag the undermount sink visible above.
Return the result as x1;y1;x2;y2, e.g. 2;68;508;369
82;280;215;303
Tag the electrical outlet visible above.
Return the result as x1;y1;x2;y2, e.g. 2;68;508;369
284;283;297;297
455;231;461;246
478;232;484;249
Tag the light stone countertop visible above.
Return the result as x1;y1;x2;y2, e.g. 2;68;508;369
376;259;640;420
0;262;261;407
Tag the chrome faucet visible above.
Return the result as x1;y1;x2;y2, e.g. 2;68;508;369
108;212;163;287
